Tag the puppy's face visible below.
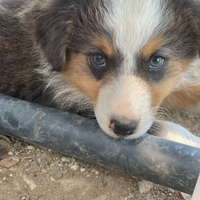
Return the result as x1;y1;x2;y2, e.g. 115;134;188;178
36;0;200;138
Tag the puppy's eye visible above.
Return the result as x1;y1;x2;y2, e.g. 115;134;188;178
91;53;106;68
149;56;165;70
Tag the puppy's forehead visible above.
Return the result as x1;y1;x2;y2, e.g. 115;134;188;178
103;0;166;57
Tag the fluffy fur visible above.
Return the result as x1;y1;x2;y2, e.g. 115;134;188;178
0;0;200;147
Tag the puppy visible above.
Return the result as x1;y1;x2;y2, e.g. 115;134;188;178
0;0;200;147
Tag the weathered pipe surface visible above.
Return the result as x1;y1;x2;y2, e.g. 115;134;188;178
0;94;199;194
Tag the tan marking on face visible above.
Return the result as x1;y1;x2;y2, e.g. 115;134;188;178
92;38;115;57
162;82;200;110
141;38;164;58
151;60;190;111
62;52;108;104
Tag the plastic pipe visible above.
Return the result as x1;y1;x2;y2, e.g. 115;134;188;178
0;94;199;194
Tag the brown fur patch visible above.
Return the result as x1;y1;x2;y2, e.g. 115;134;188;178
162;82;200;110
151;60;189;110
62;52;108;104
141;38;164;58
92;38;115;57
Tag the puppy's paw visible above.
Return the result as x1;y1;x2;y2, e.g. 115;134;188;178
148;120;200;148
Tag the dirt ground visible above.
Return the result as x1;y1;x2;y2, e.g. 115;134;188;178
0;110;199;200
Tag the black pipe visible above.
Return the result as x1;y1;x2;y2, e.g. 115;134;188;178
0;94;199;194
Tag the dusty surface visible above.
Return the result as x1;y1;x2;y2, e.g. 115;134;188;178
0;111;199;200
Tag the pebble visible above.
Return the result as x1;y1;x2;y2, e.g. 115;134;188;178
53;172;63;180
137;180;153;195
127;193;135;199
71;164;79;171
3;177;6;181
80;168;86;172
21;197;29;200
61;157;71;163
95;171;99;175
27;146;34;150
71;158;76;163
42;169;48;174
68;163;74;167
50;163;55;170
101;179;108;187
8;152;13;156
168;189;175;193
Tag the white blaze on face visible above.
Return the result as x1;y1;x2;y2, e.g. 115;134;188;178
103;0;166;74
95;76;154;139
94;0;168;138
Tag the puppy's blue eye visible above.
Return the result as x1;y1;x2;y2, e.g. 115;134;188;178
91;53;106;67
149;56;165;70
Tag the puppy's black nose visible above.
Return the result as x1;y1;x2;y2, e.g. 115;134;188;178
110;119;138;137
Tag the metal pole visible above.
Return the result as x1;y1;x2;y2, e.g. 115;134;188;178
0;94;199;194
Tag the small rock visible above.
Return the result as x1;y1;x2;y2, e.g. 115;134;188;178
22;175;37;191
95;171;99;175
53;172;63;180
168;189;175;193
71;164;79;171
137;180;153;195
50;163;55;170
101;179;108;187
3;177;6;181
41;169;48;174
127;193;135;199
61;157;71;163
0;157;20;169
46;166;50;171
8;152;13;156
70;158;76;163
21;197;29;200
27;146;34;150
80;168;86;172
58;164;63;167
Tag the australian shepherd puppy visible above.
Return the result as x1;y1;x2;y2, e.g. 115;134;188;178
0;0;200;147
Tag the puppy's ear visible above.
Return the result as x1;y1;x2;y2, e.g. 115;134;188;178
34;7;74;71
